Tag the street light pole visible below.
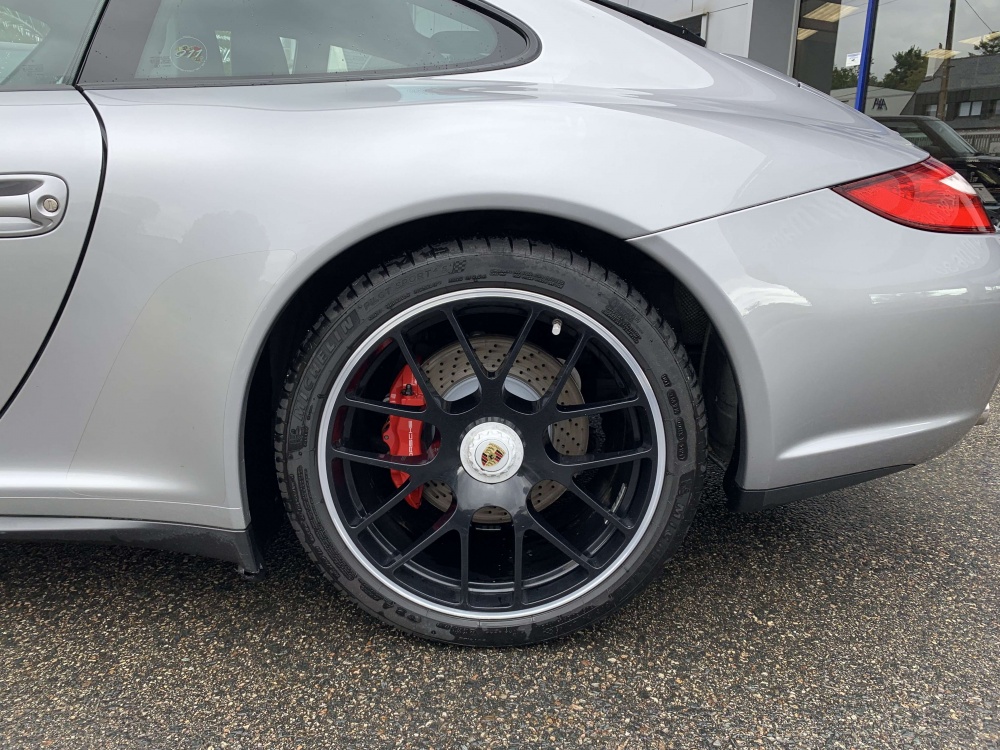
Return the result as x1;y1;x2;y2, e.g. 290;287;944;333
854;0;880;111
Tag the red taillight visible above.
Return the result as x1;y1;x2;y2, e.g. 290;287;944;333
833;158;994;234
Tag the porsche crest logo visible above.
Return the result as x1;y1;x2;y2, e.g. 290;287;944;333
481;443;506;468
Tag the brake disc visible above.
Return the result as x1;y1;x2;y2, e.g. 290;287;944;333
420;335;588;524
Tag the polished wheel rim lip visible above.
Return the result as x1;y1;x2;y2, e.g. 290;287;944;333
318;288;667;621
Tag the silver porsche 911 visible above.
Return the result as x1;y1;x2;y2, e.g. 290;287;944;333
2;0;998;646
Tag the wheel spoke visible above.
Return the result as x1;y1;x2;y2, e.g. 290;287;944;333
340;392;426;419
331;444;433;475
527;512;600;574
386;506;458;572
512;523;526;607
538;330;591;410
392;330;446;414
570;479;633;533
458;527;471;606
549;395;640;421
550;445;652;476
350;479;420;533
443;307;490;385
494;307;542;384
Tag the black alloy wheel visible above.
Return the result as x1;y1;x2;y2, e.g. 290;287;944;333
275;238;706;645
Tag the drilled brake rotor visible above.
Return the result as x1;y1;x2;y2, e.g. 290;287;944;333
420;336;588;524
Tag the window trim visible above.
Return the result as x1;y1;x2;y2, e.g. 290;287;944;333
76;0;540;90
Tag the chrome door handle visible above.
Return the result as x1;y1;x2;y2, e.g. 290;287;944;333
0;174;69;237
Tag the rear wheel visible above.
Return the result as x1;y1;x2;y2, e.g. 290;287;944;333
274;238;706;645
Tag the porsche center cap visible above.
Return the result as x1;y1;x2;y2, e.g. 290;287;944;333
461;422;523;484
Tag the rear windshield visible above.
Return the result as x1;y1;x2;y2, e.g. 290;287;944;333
922;118;978;157
880;118;979;158
81;0;532;86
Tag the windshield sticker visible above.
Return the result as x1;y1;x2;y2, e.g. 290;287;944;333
171;37;207;72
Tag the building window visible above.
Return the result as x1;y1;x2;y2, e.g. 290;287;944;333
925;104;938;117
959;101;984;117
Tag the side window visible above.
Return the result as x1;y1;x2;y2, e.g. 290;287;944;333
84;0;530;85
0;2;105;88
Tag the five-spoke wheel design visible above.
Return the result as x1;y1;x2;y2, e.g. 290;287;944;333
318;289;665;616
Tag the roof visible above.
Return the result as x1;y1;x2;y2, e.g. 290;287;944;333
917;54;1000;94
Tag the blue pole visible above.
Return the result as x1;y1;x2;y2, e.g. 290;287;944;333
854;0;880;111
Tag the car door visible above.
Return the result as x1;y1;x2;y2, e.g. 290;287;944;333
0;1;105;413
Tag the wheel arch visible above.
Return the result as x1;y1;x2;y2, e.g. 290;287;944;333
237;210;746;544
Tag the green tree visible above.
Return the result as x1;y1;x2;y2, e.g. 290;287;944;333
831;66;877;89
973;33;1000;55
880;46;926;91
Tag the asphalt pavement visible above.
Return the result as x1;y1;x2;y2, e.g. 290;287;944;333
1;391;998;750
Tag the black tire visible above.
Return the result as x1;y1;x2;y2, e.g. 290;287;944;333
274;237;706;646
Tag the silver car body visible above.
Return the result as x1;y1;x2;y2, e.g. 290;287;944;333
2;0;999;567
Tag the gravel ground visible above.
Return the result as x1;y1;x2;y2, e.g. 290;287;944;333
1;392;997;750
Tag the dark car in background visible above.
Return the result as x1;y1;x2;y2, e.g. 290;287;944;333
876;115;1000;227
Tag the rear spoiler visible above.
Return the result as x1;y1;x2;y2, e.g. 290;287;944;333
586;0;707;47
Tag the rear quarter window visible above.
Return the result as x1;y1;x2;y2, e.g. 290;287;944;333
80;0;535;86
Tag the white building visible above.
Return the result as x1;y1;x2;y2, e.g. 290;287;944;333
624;0;800;75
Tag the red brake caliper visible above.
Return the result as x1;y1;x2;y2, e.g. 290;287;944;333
381;366;426;509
